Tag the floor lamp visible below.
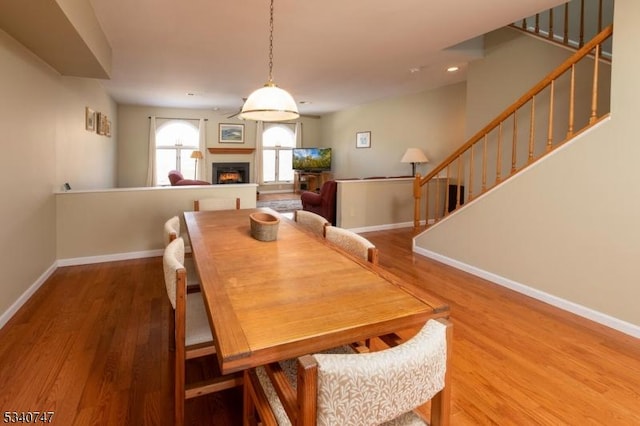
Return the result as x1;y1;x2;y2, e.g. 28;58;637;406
191;150;203;179
401;148;429;176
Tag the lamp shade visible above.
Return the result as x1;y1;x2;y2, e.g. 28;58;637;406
191;150;203;159
401;148;429;164
239;82;299;122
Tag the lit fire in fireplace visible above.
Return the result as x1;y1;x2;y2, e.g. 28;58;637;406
212;162;249;184
219;171;241;183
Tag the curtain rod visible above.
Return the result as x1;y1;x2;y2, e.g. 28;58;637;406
148;116;208;121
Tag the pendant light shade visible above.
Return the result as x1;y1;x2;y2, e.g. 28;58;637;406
240;82;299;122
239;0;299;122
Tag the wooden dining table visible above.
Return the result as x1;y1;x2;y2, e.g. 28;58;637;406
184;208;449;374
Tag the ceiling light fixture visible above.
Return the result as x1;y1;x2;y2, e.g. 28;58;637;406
239;0;299;122
446;66;459;72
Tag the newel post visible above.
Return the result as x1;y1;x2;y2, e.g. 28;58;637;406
413;174;422;228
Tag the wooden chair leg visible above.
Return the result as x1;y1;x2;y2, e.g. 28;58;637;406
431;319;453;426
168;307;176;352
243;370;256;426
175;348;185;426
243;369;278;426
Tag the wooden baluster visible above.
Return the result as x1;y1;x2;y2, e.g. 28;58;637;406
456;156;462;209
511;110;518;174
590;44;600;124
424;180;430;227
482;135;488;193
496;122;503;183
434;174;440;223
579;0;585;48
535;13;540;34
521;18;527;30
528;96;535;163
567;65;576;138
444;165;451;216
563;3;569;44
468;144;475;201
548;7;554;40
598;0;603;33
547;80;555;152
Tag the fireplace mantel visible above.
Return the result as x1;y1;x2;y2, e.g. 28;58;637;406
208;148;255;154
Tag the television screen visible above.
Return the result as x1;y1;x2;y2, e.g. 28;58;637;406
292;148;332;171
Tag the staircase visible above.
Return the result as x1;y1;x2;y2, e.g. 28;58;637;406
411;0;614;228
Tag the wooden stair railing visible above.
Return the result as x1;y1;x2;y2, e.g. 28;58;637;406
412;25;613;229
509;0;612;54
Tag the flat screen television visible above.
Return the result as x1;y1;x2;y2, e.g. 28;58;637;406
292;148;332;171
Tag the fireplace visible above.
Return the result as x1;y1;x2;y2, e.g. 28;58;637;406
212;162;250;184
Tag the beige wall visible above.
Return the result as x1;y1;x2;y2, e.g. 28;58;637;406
337;178;419;230
0;28;116;320
56;185;258;260
117;104;322;190
57;77;117;190
416;0;640;330
320;83;466;179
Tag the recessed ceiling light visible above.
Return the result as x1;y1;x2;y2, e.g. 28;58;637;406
446;66;459;73
409;67;421;74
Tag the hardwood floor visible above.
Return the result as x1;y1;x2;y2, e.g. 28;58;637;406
0;227;638;425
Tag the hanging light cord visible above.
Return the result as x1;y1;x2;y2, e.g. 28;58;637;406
267;0;274;84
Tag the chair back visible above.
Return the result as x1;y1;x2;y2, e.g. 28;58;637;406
325;226;379;264
294;210;330;236
194;197;240;211
312;319;448;425
163;237;186;310
164;216;180;247
168;170;184;185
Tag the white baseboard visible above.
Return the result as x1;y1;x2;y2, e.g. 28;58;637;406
345;221;415;234
57;249;164;267
258;189;294;195
0;261;57;329
414;246;640;339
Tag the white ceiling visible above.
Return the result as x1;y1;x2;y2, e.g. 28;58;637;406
89;0;566;116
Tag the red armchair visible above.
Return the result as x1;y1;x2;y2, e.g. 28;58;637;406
300;180;337;225
168;170;210;186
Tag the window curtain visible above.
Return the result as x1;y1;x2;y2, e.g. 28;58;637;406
294;122;302;147
254;121;264;184
145;116;157;186
197;119;207;181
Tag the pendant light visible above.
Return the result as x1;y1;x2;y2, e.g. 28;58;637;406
239;0;299;122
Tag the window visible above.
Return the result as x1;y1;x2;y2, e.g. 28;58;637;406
262;123;296;183
155;121;199;185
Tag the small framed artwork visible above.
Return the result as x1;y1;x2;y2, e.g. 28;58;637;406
356;131;371;149
219;123;245;143
96;113;106;135
105;119;112;137
85;107;96;131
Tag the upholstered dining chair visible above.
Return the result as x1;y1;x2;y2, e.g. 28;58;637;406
163;237;243;426
243;318;452;426
324;226;379;264
294;209;330;237
193;197;240;211
164;216;199;288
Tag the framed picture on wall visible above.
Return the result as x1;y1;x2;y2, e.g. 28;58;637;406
356;131;371;149
85;107;96;131
96;113;107;135
219;123;245;143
